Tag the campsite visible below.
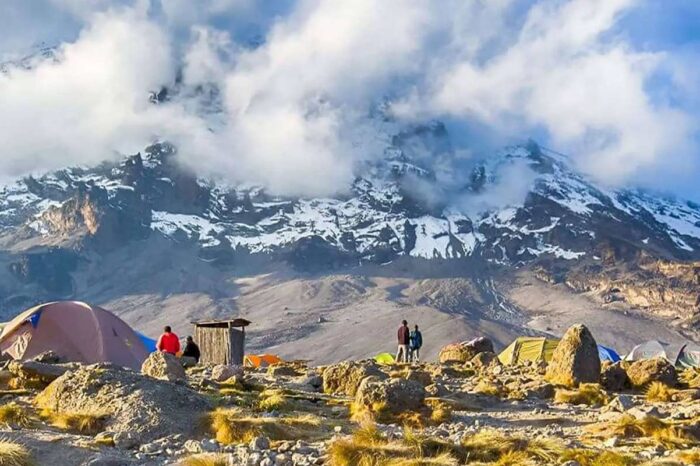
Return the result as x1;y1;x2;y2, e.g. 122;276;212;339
3;1;700;465
2;302;700;465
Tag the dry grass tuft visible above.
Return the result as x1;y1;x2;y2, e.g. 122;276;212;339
329;423;460;466
473;379;504;398
0;439;33;466
681;368;700;388
645;381;676;402
258;389;291;412
460;429;564;464
0;403;33;428
428;401;452;425
675;448;700;464
207;408;324;445
559;448;636;466
554;384;608;406
589;414;698;447
41;409;107;435
179;453;230;466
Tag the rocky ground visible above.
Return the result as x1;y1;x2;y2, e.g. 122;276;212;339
2;326;700;466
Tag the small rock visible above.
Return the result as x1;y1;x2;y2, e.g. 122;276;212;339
249;436;270;451
211;364;244;382
604;436;620;448
112;432;139;450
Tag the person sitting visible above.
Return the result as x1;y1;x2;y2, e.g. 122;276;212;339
156;325;180;355
182;336;201;363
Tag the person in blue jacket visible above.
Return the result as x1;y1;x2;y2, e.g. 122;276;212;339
409;325;423;363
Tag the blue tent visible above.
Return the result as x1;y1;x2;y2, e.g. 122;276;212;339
137;332;157;353
598;344;621;362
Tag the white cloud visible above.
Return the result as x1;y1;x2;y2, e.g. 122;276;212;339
0;7;176;175
0;0;697;199
398;0;695;186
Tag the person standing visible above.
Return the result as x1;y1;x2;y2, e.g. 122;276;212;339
409;325;423;363
156;325;180;355
396;320;410;363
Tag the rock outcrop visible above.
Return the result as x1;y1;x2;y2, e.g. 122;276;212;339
36;364;211;442
438;337;495;364
355;376;426;414
322;360;387;396
600;361;629;391
545;324;600;387
141;352;186;383
626;358;677;387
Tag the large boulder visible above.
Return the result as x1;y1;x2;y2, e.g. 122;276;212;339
355;376;425;414
36;364;212;442
545;324;600;387
141;352;186;382
323;360;387;396
600;361;629;391
439;337;495;364
626;358;677;388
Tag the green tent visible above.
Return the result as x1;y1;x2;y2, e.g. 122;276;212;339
374;352;395;365
498;337;560;365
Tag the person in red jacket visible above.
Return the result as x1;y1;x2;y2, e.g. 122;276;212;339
156;326;181;355
396;320;410;363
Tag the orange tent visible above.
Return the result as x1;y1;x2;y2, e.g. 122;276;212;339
244;354;282;368
0;301;149;370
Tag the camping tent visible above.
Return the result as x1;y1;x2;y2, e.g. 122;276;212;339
137;332;157;353
498;337;560;365
677;343;700;368
244;354;282;368
597;345;621;363
0;301;149;370
624;340;687;365
374;352;395;365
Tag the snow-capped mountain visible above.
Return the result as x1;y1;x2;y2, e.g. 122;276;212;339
0;115;699;341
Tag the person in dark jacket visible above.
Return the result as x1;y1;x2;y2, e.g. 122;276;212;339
409;325;423;363
182;336;201;363
396;320;410;363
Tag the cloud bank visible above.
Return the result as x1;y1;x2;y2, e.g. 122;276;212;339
0;0;698;198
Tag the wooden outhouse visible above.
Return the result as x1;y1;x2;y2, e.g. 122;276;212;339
192;318;251;365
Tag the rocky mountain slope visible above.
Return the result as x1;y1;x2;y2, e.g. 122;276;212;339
0;110;700;354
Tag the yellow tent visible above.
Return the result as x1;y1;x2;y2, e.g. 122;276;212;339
374;352;395;365
498;337;560;365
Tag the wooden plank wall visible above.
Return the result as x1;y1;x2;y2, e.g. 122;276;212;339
195;326;232;365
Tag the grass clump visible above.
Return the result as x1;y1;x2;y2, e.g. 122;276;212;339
329;423;460;466
258;389;292;412
675;448;700;464
559;448;636;466
589;414;698;447
41;409;107;435
473;379;504;398
207;408;324;445
554;383;608;406
427;401;452;425
645;381;676;402
0;439;34;466
179;453;230;466
0;403;33;428
460;429;565;464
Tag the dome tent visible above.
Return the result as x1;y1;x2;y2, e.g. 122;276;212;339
624;340;686;365
0;301;149;370
498;337;560;365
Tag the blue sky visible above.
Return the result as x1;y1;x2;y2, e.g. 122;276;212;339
0;0;699;199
